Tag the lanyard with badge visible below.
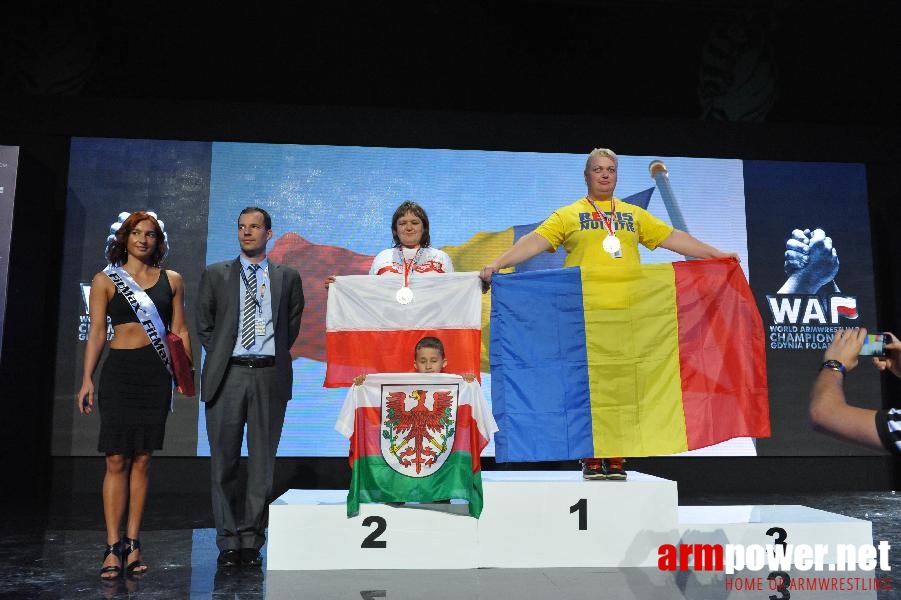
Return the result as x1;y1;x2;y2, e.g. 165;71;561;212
241;264;268;336
584;196;622;258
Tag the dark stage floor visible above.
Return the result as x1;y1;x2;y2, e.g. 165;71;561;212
2;490;899;599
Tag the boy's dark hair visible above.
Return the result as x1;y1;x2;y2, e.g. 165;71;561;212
414;336;445;359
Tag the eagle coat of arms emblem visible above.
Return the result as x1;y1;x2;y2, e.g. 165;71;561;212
380;384;459;476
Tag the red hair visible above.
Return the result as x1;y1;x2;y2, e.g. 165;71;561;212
105;211;168;266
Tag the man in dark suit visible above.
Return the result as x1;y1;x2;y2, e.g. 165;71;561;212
197;206;304;568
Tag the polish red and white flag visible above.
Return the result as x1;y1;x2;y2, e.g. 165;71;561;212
324;272;482;387
830;296;858;321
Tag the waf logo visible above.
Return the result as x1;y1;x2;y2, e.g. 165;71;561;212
768;227;859;325
380;385;458;476
766;228;863;350
767;294;858;324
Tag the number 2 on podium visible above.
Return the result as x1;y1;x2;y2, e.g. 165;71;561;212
361;515;388;548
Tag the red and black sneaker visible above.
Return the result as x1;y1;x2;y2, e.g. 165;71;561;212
604;458;627;481
581;458;606;480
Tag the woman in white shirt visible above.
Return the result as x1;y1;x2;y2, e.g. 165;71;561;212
368;201;453;276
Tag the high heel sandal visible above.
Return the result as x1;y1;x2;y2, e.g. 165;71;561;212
123;537;148;575
100;541;123;579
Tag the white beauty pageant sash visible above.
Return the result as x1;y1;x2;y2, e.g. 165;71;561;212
103;265;173;375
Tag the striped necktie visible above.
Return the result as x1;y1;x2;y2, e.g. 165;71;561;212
240;264;259;349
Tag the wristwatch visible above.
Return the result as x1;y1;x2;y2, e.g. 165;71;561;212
820;359;846;375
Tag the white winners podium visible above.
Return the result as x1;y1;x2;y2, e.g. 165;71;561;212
267;471;873;572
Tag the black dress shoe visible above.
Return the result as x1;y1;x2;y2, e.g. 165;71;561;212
217;549;240;568
240;548;263;567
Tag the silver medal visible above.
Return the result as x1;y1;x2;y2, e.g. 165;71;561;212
395;286;414;304
603;234;621;255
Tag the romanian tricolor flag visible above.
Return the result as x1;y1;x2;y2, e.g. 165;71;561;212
490;258;770;461
441;187;656;372
325;273;482;387
335;373;498;517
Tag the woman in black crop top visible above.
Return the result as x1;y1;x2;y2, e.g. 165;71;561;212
76;211;192;580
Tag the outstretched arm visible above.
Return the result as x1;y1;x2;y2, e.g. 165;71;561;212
658;229;739;260
479;232;552;284
808;328;883;451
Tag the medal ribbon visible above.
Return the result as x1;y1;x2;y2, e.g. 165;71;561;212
394;247;423;288
585;196;617;237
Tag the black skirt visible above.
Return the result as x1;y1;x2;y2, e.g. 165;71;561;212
97;345;172;454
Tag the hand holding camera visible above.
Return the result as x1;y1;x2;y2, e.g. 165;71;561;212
823;329;898;376
870;331;901;379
